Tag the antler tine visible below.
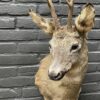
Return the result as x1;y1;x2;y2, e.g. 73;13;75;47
47;0;60;30
66;0;74;32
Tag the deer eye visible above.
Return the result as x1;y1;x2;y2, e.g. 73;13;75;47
70;44;79;52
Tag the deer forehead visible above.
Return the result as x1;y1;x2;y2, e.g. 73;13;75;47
50;32;81;47
52;28;80;38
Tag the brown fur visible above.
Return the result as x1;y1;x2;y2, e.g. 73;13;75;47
29;1;95;100
75;3;95;33
35;42;88;100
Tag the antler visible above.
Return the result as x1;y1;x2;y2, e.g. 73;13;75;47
47;0;60;30
66;0;74;32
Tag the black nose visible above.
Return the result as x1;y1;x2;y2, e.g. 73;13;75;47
48;72;65;81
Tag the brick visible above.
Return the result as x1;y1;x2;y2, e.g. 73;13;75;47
55;5;80;16
18;65;39;76
37;4;80;16
1;0;12;2
88;30;100;40
13;88;22;98
61;0;100;4
16;0;58;3
97;63;100;71
0;4;36;15
0;67;17;78
0;88;21;99
0;76;34;88
82;83;100;93
0;30;48;42
17;42;49;53
5;97;43;100
81;83;100;93
0;54;38;65
0;17;15;29
88;41;100;52
16;17;38;29
23;97;43;100
60;18;72;26
39;54;47;61
87;63;99;73
84;72;100;83
94;19;100;29
0;30;37;41
89;52;100;62
0;43;16;53
95;6;100;16
79;93;100;100
22;87;41;98
37;30;51;40
37;5;50;16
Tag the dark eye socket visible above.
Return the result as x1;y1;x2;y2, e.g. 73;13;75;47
71;44;79;51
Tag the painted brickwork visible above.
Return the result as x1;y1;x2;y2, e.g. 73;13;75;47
0;0;99;100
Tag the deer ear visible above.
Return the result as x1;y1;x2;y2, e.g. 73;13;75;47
29;9;55;35
75;3;95;34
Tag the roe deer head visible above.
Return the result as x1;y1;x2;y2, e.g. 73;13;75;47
29;0;95;81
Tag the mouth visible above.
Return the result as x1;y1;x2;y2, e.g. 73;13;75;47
48;63;72;81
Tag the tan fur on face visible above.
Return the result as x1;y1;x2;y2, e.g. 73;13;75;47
48;28;82;75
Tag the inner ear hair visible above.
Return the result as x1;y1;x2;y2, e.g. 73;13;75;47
75;3;95;34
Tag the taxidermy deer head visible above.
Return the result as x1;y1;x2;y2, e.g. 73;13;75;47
29;0;95;81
